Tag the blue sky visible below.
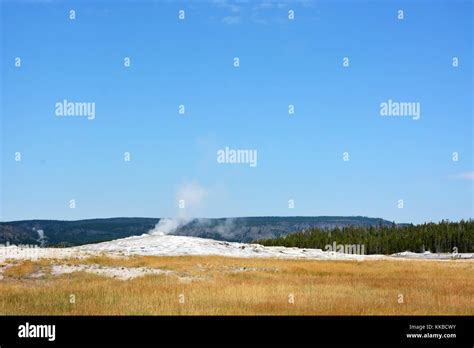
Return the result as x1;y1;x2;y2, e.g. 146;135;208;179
1;0;472;223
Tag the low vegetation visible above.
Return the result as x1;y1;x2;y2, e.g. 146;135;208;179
1;256;473;315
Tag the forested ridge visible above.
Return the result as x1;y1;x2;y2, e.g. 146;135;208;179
256;220;474;254
0;216;393;246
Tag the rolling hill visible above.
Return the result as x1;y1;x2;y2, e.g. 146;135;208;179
0;216;395;247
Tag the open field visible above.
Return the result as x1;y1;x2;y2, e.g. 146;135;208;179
1;256;473;315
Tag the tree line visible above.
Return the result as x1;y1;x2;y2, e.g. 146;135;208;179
255;220;473;254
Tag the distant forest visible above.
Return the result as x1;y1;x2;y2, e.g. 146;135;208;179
255;220;474;254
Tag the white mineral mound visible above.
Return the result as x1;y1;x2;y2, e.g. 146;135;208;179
2;233;472;262
75;233;383;260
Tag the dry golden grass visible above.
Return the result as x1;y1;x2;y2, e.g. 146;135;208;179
3;261;38;279
0;256;473;315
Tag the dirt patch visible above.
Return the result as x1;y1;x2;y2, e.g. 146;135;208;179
51;264;173;280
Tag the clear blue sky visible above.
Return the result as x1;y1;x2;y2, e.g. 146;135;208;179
1;0;472;223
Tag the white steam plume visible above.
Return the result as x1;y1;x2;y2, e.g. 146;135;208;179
35;229;46;247
148;181;208;235
149;218;190;236
176;181;208;219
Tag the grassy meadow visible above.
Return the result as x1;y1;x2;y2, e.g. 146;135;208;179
1;256;473;315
